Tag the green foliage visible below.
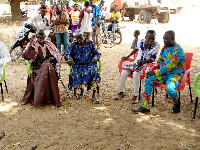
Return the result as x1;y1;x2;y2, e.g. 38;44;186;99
72;0;100;3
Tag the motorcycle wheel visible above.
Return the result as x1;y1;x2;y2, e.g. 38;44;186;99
114;32;122;44
100;33;115;48
10;46;23;61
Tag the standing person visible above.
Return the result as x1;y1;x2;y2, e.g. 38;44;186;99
114;30;160;104
65;29;101;104
78;1;93;40
21;29;62;107
89;0;101;50
51;1;57;13
70;3;80;41
99;0;106;33
65;1;73;13
37;0;52;20
52;4;70;54
27;6;56;45
108;5;120;32
133;30;186;113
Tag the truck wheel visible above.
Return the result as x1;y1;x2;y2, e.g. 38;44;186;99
138;10;152;24
158;12;170;23
129;15;135;21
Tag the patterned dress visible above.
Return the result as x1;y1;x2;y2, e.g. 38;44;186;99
142;44;186;109
65;40;101;90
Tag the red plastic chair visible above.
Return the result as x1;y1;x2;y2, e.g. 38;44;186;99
150;53;193;107
118;51;154;100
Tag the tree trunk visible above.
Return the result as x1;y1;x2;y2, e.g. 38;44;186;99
10;0;22;21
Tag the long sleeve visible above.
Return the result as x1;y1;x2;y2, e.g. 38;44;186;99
64;42;73;61
0;42;11;65
91;41;101;59
22;42;36;60
155;45;185;77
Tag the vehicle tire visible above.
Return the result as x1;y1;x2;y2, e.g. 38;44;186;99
158;12;170;23
138;10;152;24
114;32;122;44
129;15;135;21
10;46;23;61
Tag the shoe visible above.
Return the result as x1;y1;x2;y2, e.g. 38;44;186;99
92;96;100;104
132;96;138;104
172;102;180;114
114;92;125;100
132;106;150;113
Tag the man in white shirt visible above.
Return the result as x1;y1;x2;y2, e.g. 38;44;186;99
27;6;56;45
114;30;160;104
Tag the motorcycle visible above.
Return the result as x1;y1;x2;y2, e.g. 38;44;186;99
100;23;123;48
10;22;35;61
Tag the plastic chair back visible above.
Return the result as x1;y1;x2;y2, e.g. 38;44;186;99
26;60;33;77
185;53;193;70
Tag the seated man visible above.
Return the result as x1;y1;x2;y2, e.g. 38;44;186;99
133;30;186;113
115;30;160;104
21;29;62;107
107;5;120;32
65;29;101;104
27;6;56;45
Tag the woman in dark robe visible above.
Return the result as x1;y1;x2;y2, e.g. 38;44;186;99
21;29;62;107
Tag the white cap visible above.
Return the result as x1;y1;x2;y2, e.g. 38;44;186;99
74;29;83;36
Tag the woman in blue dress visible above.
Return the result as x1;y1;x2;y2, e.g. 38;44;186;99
65;29;101;103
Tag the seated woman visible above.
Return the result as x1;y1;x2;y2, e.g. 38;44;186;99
21;29;62;107
65;29;101;104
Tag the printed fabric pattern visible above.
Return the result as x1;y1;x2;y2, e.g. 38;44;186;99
141;44;186;109
65;40;101;90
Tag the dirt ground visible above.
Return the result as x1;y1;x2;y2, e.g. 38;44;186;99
1;7;200;150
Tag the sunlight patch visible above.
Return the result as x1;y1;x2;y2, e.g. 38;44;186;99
103;118;113;124
93;106;107;111
0;101;18;112
136;115;152;123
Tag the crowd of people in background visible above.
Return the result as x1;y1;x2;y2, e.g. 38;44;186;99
28;0;111;53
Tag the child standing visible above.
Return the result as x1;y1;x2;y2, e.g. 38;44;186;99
131;30;140;58
70;3;80;41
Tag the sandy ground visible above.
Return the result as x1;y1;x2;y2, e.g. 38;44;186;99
1;7;200;150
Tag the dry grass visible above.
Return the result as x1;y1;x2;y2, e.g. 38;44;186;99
0;16;22;49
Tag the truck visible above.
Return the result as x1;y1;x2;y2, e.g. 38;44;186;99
111;0;183;23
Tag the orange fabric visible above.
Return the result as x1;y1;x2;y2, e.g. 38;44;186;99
37;5;52;19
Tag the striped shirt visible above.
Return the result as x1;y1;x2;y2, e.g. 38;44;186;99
70;10;80;25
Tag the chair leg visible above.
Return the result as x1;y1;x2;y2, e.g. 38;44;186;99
97;85;100;95
193;97;198;119
4;80;8;93
0;83;4;102
152;87;154;107
155;87;158;94
74;88;76;96
166;93;168;98
178;91;181;102
139;80;141;101
189;84;193;103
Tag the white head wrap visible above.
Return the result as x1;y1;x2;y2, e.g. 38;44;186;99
74;29;83;36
